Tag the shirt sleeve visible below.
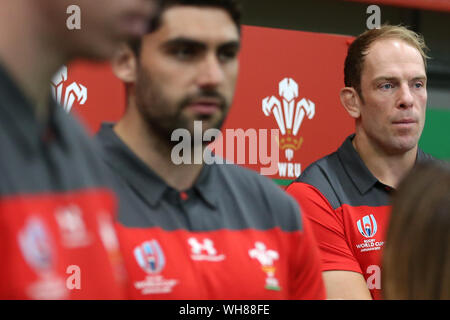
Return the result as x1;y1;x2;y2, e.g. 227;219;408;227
0;209;5;297
290;212;326;300
286;182;362;274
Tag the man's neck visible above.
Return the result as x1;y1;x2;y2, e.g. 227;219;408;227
0;1;65;121
352;132;417;188
114;103;204;192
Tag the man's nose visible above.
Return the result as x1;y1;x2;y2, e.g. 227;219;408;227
397;83;414;109
197;55;225;88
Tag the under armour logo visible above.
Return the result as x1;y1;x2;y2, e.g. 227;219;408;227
55;205;85;234
187;237;225;262
188;238;216;255
55;204;91;248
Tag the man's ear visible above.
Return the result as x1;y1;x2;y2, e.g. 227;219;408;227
111;43;138;84
340;87;362;119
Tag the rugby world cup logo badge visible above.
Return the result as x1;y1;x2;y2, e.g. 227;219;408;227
18;217;54;272
134;240;166;274
357;214;378;238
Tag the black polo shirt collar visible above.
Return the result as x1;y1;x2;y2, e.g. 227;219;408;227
191;158;218;208
97;123;217;208
338;134;429;194
0;63;67;154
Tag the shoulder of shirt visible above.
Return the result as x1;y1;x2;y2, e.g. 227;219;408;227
60;111;111;162
215;162;295;203
55;109;116;184
55;107;91;141
214;162;304;231
287;150;343;210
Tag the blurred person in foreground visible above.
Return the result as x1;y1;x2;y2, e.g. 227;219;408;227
383;161;450;300
96;0;325;299
286;25;435;300
0;0;156;299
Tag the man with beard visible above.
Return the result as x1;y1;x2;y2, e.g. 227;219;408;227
96;0;325;299
0;0;156;299
286;25;435;300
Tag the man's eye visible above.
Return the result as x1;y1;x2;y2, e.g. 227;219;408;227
414;82;424;89
380;83;394;90
218;49;238;62
172;47;197;60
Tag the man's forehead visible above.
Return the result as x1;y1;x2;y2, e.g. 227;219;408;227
365;39;424;65
362;38;425;77
158;5;239;42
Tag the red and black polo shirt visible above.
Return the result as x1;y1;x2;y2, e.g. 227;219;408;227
96;123;326;300
286;134;434;300
0;65;125;299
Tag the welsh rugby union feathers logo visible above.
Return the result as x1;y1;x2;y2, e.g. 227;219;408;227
51;65;87;113
262;77;315;161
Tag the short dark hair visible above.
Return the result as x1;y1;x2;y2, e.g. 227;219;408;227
129;0;242;55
